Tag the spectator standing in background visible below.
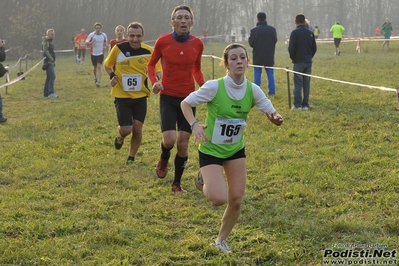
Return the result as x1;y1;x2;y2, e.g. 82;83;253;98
241;27;246;41
231;32;236;43
42;29;58;99
202;27;209;44
330;21;345;55
313;25;320;39
288;14;317;111
248;12;277;96
306;19;314;32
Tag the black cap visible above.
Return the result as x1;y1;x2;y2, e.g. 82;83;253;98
257;12;266;20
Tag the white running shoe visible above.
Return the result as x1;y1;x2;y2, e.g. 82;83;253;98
48;93;59;98
291;105;302;111
215;240;232;253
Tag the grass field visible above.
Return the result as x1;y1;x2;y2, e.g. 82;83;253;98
0;39;399;265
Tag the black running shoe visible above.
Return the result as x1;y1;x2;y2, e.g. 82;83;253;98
114;137;124;150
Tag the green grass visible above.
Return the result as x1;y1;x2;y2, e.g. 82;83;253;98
0;40;399;265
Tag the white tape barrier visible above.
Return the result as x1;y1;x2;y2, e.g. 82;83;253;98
5;45;22;53
203;54;397;93
7;57;23;70
286;36;399;44
6;49;41;70
281;67;396;92
0;58;44;89
1;52;396;94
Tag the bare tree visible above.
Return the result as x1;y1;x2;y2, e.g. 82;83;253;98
1;0;399;54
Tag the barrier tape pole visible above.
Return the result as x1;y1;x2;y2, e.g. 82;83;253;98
5;66;10;94
396;88;399;108
211;53;215;80
286;67;291;109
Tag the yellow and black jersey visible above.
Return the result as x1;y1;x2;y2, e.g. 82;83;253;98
104;42;161;99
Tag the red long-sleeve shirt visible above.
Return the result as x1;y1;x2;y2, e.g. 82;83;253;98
147;33;205;97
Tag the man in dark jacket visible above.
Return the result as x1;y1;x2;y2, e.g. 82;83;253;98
288;13;317;110
0;38;7;123
42;29;58;98
248;12;277;96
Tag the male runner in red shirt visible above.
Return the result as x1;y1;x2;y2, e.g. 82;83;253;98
147;4;205;194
